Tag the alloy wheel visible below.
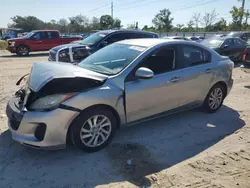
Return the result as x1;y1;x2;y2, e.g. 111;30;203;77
80;115;112;147
208;88;223;110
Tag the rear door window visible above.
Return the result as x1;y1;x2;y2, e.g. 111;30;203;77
46;32;58;39
181;45;211;67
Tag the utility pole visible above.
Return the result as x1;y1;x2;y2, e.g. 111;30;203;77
240;0;246;30
111;1;113;19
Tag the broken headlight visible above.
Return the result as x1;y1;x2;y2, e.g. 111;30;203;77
29;93;76;111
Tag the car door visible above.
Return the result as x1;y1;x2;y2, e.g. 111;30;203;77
41;31;60;50
125;45;183;123
179;45;215;107
220;38;237;59
233;38;247;59
29;32;45;51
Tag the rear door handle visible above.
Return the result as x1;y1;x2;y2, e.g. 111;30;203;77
170;76;180;83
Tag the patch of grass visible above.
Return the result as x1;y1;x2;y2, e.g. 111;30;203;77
0;40;7;50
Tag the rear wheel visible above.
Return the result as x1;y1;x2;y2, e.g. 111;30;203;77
70;108;117;152
203;84;226;113
16;45;30;56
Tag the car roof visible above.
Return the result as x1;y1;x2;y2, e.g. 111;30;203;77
118;38;202;48
98;29;158;36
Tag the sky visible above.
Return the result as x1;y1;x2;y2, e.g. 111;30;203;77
0;0;247;28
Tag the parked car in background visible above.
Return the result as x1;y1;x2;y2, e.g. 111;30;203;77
201;37;247;62
213;34;227;38
48;30;158;64
187;36;205;42
163;36;192;41
6;39;233;152
6;30;83;56
241;40;250;65
227;31;250;41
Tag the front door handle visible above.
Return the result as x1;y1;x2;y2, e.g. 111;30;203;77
170;76;180;83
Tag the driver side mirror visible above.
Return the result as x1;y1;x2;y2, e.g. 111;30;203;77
99;41;108;48
135;67;154;79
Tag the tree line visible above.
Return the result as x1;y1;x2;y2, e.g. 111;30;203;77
8;15;122;33
7;1;250;34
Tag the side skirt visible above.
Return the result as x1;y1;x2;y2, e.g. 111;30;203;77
124;103;201;127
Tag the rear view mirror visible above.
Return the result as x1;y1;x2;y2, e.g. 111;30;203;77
135;67;154;79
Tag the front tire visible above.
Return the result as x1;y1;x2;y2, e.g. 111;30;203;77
16;45;30;56
70;108;117;152
203;84;226;113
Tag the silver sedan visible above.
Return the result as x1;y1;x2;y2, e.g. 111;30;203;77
6;39;234;152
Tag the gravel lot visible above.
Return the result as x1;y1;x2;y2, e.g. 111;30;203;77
0;50;250;188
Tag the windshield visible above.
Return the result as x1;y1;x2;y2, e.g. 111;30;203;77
78;43;146;75
227;32;241;37
79;32;108;45
201;38;223;48
23;31;35;38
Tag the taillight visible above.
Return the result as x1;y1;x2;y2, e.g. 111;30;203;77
242;49;247;62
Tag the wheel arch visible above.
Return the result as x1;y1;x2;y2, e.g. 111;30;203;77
212;81;228;96
66;104;121;144
16;44;30;52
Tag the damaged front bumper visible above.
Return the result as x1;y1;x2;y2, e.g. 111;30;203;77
6;97;79;150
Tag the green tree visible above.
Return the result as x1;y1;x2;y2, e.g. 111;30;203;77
152;9;173;32
230;6;244;30
176;24;184;31
10;16;45;31
57;18;69;33
113;18;122;29
89;17;100;30
212;18;228;31
100;15;114;29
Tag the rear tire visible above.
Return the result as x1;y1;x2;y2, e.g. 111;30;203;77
16;45;30;56
203;84;226;113
70;108;117;152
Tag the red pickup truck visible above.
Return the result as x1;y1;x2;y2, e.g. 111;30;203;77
7;30;83;56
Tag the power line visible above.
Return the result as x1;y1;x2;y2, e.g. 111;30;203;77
88;3;110;13
172;0;221;13
119;0;221;20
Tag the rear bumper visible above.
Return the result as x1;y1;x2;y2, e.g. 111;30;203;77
6;97;79;150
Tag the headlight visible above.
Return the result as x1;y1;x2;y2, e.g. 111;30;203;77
29;93;75;111
9;41;15;47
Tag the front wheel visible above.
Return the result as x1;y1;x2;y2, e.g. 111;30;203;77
70;108;117;152
203;84;226;113
16;45;30;56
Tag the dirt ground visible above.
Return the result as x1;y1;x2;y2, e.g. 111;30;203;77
0;50;250;188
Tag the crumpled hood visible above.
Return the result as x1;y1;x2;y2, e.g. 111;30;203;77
28;62;108;92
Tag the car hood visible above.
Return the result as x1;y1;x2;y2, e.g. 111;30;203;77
28;62;108;92
7;37;26;42
50;43;87;52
